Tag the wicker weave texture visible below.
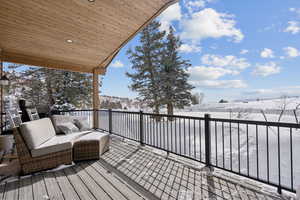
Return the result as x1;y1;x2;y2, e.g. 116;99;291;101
73;136;110;161
73;140;100;161
13;128;72;174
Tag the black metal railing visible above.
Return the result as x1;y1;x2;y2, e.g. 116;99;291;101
60;109;300;194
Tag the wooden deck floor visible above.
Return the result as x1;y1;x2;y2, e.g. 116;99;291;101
0;137;293;200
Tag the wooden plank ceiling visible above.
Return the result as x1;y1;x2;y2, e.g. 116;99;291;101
0;0;177;74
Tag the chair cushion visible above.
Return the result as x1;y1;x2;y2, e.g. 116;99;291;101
73;131;110;159
31;130;91;157
20;118;56;150
57;122;79;134
56;131;92;144
51;115;87;134
31;138;72;157
74;131;109;143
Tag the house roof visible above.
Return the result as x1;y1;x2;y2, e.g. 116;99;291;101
0;0;177;74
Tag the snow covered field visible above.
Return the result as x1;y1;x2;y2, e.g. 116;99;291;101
71;97;300;191
174;111;300;190
191;97;300;111
98;110;299;191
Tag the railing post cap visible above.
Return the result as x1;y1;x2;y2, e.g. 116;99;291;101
204;113;211;118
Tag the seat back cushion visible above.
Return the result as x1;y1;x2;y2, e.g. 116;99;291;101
51;115;88;134
19;118;56;150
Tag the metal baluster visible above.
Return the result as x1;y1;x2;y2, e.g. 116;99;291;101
215;121;218;166
247;124;249;176
179;118;182;154
189;118;191;157
199;120;202;162
230;122;232;171
256;125;259;179
290;128;294;191
277;126;281;194
184;118;186;155
194;120;196;160
238;123;240;173
266;125;270;183
222;122;225;168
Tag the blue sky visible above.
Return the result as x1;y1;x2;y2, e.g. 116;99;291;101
101;0;300;102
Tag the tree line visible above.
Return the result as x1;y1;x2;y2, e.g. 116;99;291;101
5;65;93;111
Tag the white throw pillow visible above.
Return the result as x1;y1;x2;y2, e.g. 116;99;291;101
57;122;79;135
74;119;91;131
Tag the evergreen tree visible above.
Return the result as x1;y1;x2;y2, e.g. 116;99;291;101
126;20;165;114
160;26;194;117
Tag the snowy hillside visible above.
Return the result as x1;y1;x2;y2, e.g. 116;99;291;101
100;95;149;111
191;96;300;111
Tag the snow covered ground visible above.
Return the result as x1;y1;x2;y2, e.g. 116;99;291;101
192;97;300;111
75;97;300;192
99;110;299;191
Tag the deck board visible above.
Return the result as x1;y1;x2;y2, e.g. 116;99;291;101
43;172;65;200
90;161;144;200
3;179;18;200
72;165;112;200
32;174;48;200
0;182;5;200
18;176;33;200
0;137;293;200
81;162;129;200
54;170;80;200
64;167;97;200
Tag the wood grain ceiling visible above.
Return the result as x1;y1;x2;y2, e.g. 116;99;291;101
0;0;177;74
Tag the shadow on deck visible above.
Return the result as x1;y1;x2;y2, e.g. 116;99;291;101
0;137;293;200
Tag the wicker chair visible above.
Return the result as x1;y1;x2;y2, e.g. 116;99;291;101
13;128;72;174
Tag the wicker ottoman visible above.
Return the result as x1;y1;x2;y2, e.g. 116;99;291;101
73;131;110;162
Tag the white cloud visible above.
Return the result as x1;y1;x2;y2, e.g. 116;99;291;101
284;21;300;34
187;0;206;10
283;46;300;58
184;0;215;13
178;43;201;53
187;66;247;89
201;54;250;70
159;3;182;32
252;62;281;77
244;86;300;97
289;7;300;15
188;66;238;80
181;8;244;43
240;49;249;55
260;48;275;58
190;79;247;89
111;60;124;68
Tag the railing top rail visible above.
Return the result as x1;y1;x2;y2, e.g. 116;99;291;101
210;117;300;128
59;109;93;112
107;110;140;114
59;109;300;128
142;112;205;120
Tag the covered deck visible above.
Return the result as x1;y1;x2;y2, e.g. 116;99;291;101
0;137;289;200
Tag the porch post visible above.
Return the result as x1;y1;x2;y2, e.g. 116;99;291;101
92;69;100;129
0;49;3;134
